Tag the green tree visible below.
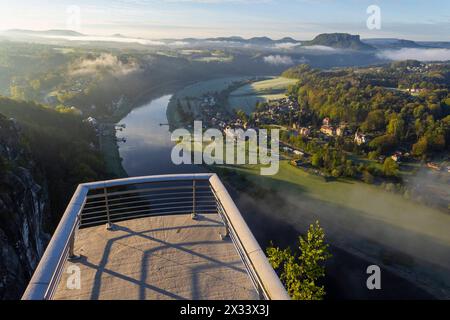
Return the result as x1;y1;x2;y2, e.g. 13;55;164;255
311;152;323;167
383;158;399;177
412;136;428;156
266;221;331;300
362;170;374;184
369;134;397;154
236;109;248;124
427;132;446;151
361;110;385;132
387;114;405;140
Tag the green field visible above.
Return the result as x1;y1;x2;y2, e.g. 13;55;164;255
238;162;447;228
228;77;298;113
228;94;287;113
230;77;298;96
173;76;250;99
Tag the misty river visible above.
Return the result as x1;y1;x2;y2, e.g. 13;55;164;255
117;94;204;176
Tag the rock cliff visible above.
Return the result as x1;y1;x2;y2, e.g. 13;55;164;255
0;115;50;299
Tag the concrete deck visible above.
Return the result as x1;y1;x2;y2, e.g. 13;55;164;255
53;214;259;300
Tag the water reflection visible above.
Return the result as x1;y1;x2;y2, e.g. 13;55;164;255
117;95;205;176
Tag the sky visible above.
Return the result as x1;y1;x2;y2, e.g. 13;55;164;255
0;0;449;41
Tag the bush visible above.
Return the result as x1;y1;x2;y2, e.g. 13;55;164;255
412;136;428;156
369;134;397;154
383;158;399;177
368;150;379;160
362;170;374;184
311;153;323;167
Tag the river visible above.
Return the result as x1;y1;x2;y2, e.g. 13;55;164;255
117;94;205;176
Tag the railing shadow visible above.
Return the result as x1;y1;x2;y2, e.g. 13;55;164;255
75;216;250;300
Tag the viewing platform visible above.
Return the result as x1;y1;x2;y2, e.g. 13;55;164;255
22;174;289;300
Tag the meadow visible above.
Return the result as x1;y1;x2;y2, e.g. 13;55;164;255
228;77;298;113
173;76;250;99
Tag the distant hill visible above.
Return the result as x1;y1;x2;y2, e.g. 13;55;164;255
363;38;424;49
417;41;450;49
205;36;246;43
111;33;128;38
5;29;84;37
248;37;275;45
275;37;299;44
302;33;375;50
203;36;300;46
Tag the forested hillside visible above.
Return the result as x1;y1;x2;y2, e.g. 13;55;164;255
283;62;450;158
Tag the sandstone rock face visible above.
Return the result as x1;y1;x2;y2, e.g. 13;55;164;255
0;115;49;299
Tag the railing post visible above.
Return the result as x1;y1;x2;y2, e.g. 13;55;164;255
68;232;77;260
191;179;198;220
68;216;80;261
104;187;114;230
218;205;230;240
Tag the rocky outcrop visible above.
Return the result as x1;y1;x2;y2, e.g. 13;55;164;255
0;115;50;299
303;33;375;51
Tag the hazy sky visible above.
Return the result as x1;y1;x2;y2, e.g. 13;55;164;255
0;0;449;40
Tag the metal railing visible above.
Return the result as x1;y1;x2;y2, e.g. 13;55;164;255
22;173;290;300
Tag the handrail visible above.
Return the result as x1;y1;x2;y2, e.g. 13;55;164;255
22;173;289;300
209;174;290;300
81;173;213;189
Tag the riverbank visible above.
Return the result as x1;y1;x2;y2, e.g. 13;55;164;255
99;128;128;178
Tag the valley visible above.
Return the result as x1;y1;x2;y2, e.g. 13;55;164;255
0;31;449;300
